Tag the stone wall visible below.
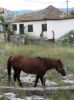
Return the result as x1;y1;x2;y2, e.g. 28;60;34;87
10;35;25;45
10;35;49;45
0;33;5;42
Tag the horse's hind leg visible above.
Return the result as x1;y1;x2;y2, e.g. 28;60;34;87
14;70;22;87
34;75;39;87
13;71;17;86
16;70;22;86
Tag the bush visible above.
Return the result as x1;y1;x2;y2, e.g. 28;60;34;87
5;28;14;42
0;16;4;22
6;28;14;35
53;90;74;100
62;30;74;44
24;35;32;44
40;31;43;39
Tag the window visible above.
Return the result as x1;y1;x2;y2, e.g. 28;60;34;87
5;24;8;30
12;24;17;31
42;24;47;32
19;24;24;34
28;25;33;32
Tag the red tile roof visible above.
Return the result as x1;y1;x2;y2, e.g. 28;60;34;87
15;5;64;22
0;7;4;13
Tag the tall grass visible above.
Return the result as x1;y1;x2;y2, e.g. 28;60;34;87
0;42;74;82
0;42;74;99
0;42;74;72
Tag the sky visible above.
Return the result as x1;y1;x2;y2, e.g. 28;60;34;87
0;0;74;11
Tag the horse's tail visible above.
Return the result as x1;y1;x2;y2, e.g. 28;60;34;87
7;56;12;83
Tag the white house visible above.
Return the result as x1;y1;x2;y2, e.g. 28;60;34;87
9;5;74;40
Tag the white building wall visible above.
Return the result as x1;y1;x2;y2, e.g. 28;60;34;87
12;21;47;38
12;18;74;39
24;21;42;37
23;21;47;38
47;19;74;39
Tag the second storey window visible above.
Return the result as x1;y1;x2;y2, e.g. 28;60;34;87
28;25;33;32
12;24;17;31
42;24;47;32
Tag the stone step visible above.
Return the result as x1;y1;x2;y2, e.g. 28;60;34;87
0;86;74;96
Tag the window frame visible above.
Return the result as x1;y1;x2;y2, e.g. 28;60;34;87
28;24;33;32
42;24;47;32
12;24;17;31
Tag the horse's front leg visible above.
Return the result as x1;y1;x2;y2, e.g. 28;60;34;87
40;75;45;87
17;77;22;87
34;75;39;87
13;71;17;86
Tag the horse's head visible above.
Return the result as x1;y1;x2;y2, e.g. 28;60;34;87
56;59;66;76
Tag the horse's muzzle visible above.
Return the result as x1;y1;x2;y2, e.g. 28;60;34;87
60;69;66;76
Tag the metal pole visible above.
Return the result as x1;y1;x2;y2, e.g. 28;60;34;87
66;0;69;15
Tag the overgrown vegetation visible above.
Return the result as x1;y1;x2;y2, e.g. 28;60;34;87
5;28;14;42
0;16;4;22
0;42;74;73
0;42;74;99
62;30;74;44
53;90;74;100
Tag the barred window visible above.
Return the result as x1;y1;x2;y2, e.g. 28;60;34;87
42;24;47;32
28;25;33;32
12;24;17;31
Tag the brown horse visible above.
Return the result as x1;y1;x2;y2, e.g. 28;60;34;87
7;55;66;87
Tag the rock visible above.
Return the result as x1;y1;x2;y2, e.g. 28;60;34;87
61;74;74;80
62;79;74;84
0;48;6;55
3;92;16;99
61;74;74;84
24;95;49;100
20;74;35;85
20;74;58;87
0;95;2;99
46;80;58;87
2;92;50;100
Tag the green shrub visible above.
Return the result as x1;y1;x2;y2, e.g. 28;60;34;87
6;28;14;35
24;35;32;44
62;30;74;44
0;16;4;22
40;31;43;39
5;28;14;42
53;90;74;100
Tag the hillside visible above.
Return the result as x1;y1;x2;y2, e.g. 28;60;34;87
60;7;74;13
2;7;74;21
3;9;33;20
